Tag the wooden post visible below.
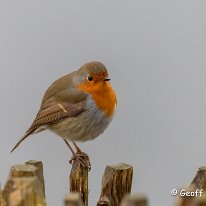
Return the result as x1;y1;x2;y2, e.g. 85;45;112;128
25;160;45;197
7;177;46;206
97;163;133;206
120;195;148;206
0;182;6;206
181;167;206;206
195;196;206;206
3;161;46;205
190;167;206;190
176;197;195;206
70;156;89;206
64;193;84;206
175;188;196;206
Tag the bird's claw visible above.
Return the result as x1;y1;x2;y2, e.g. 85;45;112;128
69;152;91;171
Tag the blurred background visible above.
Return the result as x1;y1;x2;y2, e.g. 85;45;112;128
1;0;206;205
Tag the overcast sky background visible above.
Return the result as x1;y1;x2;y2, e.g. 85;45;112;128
1;1;206;205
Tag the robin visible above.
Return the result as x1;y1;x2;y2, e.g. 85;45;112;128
11;61;117;169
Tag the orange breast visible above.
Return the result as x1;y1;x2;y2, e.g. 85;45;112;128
77;81;117;117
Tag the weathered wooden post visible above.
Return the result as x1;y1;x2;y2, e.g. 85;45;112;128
64;193;84;206
7;177;45;206
25;160;45;197
3;160;46;206
190;167;206;190
120;194;148;206
196;196;206;206
175;187;197;206
97;163;133;206
0;183;6;206
70;156;89;206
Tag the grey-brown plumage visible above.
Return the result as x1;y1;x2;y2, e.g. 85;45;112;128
11;61;117;153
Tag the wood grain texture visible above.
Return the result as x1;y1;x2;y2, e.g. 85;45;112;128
3;161;46;206
190;167;206;190
7;177;45;206
97;163;133;206
64;193;84;206
70;156;89;206
25;160;45;198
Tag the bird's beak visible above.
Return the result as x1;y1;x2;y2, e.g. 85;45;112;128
103;78;111;81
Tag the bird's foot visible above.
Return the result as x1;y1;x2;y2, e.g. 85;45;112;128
69;151;91;171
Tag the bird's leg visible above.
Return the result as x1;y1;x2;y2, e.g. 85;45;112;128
72;142;83;153
72;142;91;171
63;139;91;171
63;139;76;156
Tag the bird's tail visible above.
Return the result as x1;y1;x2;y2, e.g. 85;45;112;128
10;130;34;153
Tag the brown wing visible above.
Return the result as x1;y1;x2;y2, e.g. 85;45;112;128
28;101;85;131
11;101;86;152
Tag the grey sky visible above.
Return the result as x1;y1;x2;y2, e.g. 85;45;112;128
1;1;206;205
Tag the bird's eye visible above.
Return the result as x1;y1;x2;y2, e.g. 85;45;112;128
87;76;93;81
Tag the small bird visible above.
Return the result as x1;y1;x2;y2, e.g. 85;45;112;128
11;61;117;169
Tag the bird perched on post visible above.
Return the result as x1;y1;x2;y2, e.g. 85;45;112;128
11;61;117;169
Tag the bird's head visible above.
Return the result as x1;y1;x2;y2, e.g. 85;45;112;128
75;61;112;94
74;61;117;117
